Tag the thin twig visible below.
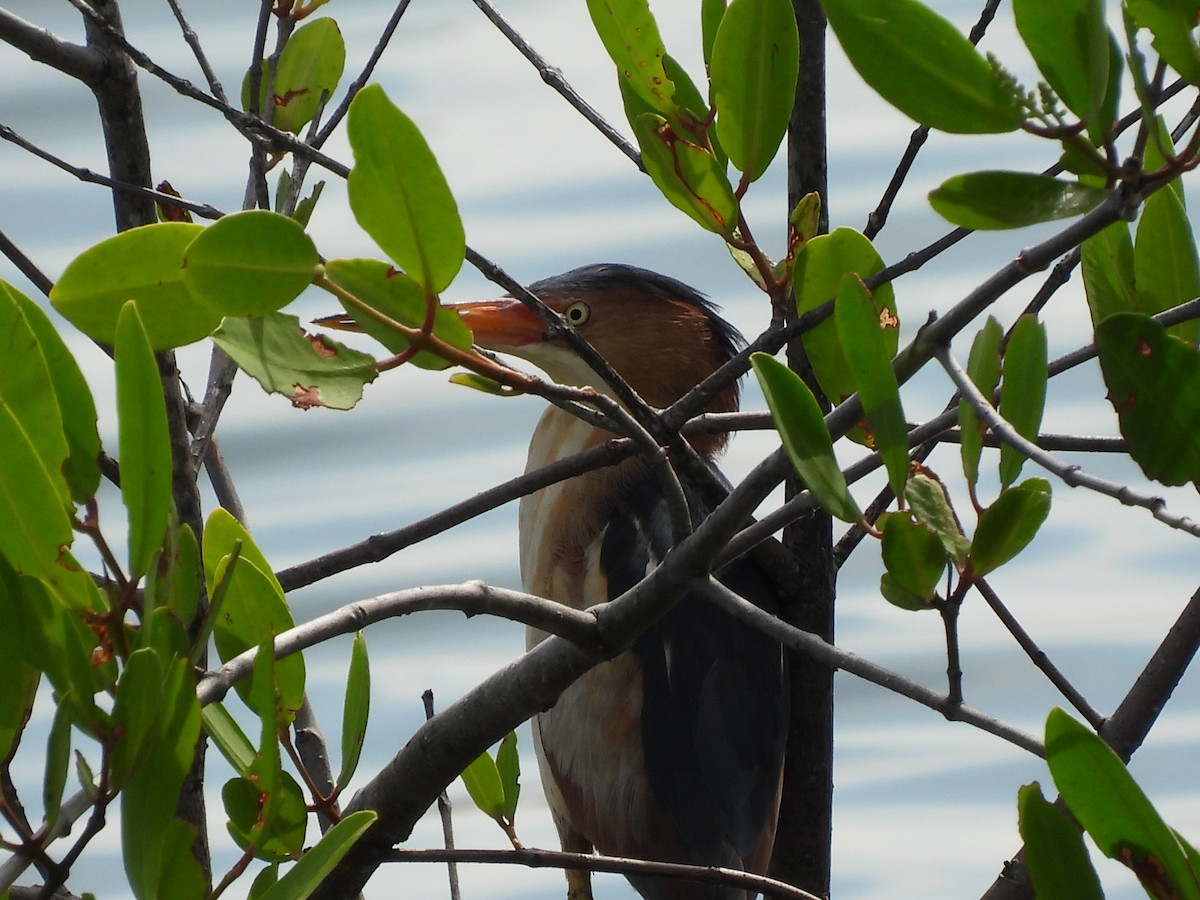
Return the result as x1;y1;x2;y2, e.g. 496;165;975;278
974;578;1104;728
468;0;642;168
0;123;223;220
696;578;1044;756
385;847;821;900
165;0;227;103
937;345;1200;537
421;691;461;900
313;0;414;150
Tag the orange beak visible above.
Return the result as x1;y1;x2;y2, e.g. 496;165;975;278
451;298;548;350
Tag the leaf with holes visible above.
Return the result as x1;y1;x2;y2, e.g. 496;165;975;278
1096;313;1200;485
793;228;897;423
906;472;970;566
243;17;345;133
835;274;907;497
212;312;378;410
587;0;678;118
632;113;738;236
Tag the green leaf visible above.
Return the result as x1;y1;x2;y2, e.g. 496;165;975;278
1096;313;1200;485
710;0;799;182
879;572;935;612
152;819;206;900
166;523;201;633
50;222;220;349
4;283;102;502
10;574;108;733
0;395;76;587
111;648;166;790
224;771;309;861
1135;187;1200;344
337;631;370;790
632;112;739;236
210;554;304;722
256;810;378;900
929;171;1107;230
243;17;346;134
1081;220;1136;325
496;731;521;823
793;227;897;415
587;0;678;117
121;657;203;900
202;702;257;778
43;702;72;829
1126;0;1200;85
115;302;173;581
1013;0;1108;120
835;275;908;497
618;56;720;165
346;85;464;294
906;472;970;565
959;317;1003;498
1143;116;1185;206
821;0;1023;133
461;747;505;818
293;181;325;229
1045;708;1200;900
324;258;473;370
970;477;1051;577
701;0;727;69
0;282;71;507
878;511;947;607
0;558;38;762
997;315;1047;488
212;311;378;410
202;507;281;598
182;210;320;317
751;352;863;523
1018;781;1105;900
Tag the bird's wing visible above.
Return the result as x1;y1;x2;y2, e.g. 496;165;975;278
599;472;790;871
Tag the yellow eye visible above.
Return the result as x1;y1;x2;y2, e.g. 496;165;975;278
563;301;591;326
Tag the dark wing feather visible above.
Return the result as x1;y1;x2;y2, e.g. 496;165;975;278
600;471;789;894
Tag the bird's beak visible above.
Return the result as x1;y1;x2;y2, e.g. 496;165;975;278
451;299;547;350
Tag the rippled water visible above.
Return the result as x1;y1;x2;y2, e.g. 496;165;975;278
3;2;1199;899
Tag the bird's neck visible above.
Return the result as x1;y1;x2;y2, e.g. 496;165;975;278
518;406;653;605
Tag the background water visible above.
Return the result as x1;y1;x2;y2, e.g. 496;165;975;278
2;1;1199;898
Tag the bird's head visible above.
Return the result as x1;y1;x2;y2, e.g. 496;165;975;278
452;264;744;419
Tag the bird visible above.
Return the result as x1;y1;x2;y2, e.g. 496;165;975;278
451;263;789;900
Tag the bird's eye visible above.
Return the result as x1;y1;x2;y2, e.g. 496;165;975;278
563;301;591;326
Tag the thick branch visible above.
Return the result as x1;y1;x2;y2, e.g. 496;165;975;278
0;9;104;84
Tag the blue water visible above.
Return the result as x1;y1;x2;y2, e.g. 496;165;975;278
3;1;1199;898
